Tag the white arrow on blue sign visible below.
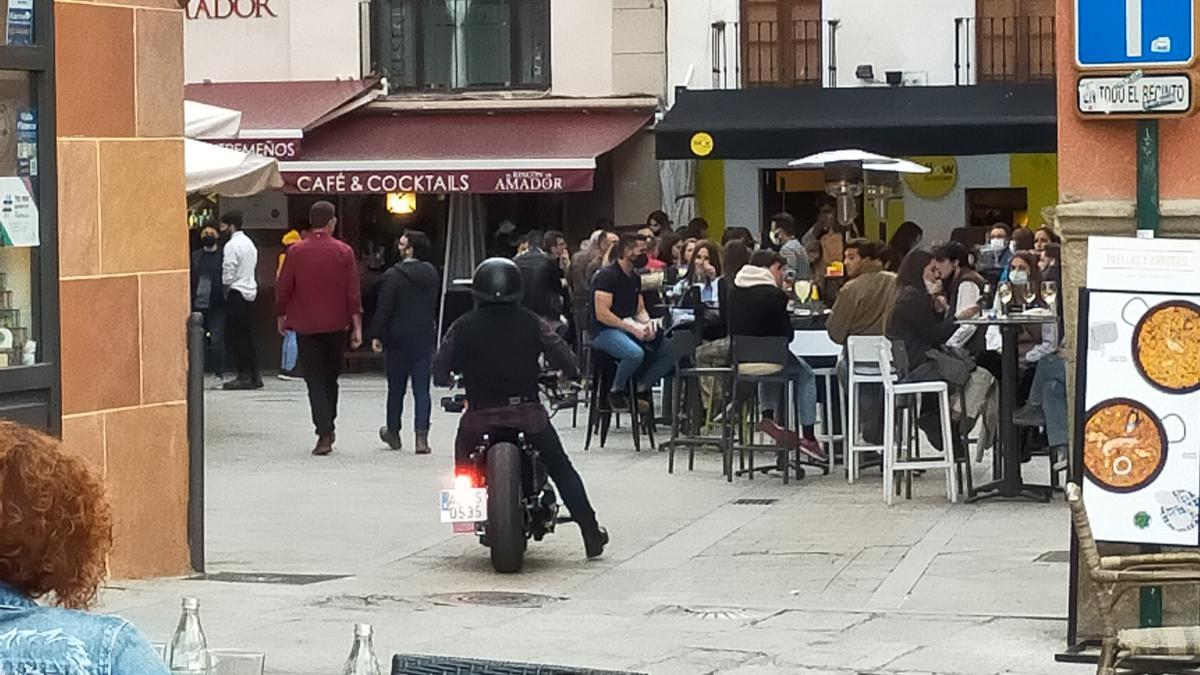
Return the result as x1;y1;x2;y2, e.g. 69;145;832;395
1076;0;1195;68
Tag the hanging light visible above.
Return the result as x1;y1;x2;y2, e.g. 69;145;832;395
386;192;417;215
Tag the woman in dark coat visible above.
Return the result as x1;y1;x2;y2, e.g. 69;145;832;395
885;249;955;370
370;231;441;454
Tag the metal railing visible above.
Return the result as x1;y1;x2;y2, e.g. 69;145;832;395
955;15;1056;85
712;19;836;89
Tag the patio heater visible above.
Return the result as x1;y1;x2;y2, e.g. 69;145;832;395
789;150;930;240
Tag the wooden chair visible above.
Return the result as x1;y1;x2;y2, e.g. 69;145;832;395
1067;483;1200;674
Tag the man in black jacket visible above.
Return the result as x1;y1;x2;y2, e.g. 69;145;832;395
728;250;824;462
514;230;564;332
370;231;441;454
434;258;608;559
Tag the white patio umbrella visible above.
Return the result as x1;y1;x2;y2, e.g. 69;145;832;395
789;148;931;173
184;100;242;140
184;138;283;197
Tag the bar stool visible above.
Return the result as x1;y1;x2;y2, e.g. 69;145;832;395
584;349;655;453
664;328;733;474
727;335;803;484
811;365;845;472
878;340;958;505
845;336;889;483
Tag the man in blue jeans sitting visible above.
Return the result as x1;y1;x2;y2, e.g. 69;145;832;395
591;233;676;411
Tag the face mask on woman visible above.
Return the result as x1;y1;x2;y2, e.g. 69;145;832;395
200;234;218;248
1009;268;1029;285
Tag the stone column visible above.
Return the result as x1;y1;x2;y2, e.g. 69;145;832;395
56;0;191;578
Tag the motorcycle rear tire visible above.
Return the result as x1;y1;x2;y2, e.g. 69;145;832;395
486;442;527;573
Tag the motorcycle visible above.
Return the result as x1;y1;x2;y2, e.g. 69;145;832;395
438;372;578;573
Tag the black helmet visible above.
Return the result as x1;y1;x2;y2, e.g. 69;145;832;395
472;257;523;305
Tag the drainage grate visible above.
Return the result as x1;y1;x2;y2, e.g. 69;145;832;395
392;654;645;674
731;498;779;506
649;604;767;621
188;572;348;586
1034;550;1071;563
429;591;563;609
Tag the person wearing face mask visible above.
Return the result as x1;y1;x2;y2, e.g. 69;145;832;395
191;224;227;379
979;222;1015;283
370;230;441;454
590;234;677;412
979;251;1057;380
769;212;812;281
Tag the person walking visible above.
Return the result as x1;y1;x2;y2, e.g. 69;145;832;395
190;224;226;379
370;230;440;454
220;212;262;390
276;228;304;380
276;201;363;456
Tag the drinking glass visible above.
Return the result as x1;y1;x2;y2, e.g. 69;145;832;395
997;282;1013;316
1022;285;1037;311
1042;281;1058;312
793;280;812;305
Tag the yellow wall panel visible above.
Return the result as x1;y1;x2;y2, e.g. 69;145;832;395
1010;153;1059;229
696;160;726;240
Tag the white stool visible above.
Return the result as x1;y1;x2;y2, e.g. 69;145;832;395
811;366;845;469
845;336;888;483
878;341;957;505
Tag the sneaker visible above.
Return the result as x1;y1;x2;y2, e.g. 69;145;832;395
379;427;402;451
1013;403;1045;427
758;418;799;450
277;369;301;382
607;391;631;411
797;437;828;463
582;525;609;559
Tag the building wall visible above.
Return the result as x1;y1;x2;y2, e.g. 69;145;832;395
185;0;361;83
611;0;665;97
56;0;192;578
1054;0;1200;201
824;0;974;87
550;0;613;96
611;129;662;227
664;0;737;104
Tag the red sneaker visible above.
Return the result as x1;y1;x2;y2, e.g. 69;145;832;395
797;437;828;463
757;419;799;450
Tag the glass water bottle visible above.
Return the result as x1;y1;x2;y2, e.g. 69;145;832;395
168;597;211;674
341;623;382;675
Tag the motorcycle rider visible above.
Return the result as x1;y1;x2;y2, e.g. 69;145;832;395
433;258;609;559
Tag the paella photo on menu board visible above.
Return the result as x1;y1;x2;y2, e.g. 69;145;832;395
1079;290;1200;546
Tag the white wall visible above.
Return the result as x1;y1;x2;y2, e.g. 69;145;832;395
824;0;974;87
666;0;738;105
185;0;362;83
551;0;614;97
901;154;1009;244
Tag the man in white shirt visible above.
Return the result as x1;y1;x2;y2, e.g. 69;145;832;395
220;211;262;390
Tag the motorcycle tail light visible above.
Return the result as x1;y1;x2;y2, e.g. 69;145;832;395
453;473;476;490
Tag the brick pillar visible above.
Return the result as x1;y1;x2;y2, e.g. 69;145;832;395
55;0;190;578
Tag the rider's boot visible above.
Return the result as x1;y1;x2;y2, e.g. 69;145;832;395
582;525;609;559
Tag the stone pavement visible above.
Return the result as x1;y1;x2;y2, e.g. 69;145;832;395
97;375;1091;675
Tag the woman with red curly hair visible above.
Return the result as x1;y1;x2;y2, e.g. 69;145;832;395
0;421;168;674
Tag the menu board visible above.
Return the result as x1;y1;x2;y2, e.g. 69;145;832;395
1079;289;1200;546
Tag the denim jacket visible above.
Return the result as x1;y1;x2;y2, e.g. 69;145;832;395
0;583;168;674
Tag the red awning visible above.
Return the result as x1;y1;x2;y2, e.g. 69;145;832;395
182;78;376;136
279;108;653;194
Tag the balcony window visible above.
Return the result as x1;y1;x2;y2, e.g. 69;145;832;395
959;0;1056;84
379;0;550;92
742;0;822;87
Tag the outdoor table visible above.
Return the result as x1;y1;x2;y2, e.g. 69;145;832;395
959;313;1057;503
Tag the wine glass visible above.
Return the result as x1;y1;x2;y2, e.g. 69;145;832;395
997;282;1013;317
793;280;812;306
1022;285;1037;311
1042;281;1058;312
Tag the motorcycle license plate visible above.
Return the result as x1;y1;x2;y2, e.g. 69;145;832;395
440;487;488;524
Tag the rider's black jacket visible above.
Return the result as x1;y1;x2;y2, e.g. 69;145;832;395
433;304;578;411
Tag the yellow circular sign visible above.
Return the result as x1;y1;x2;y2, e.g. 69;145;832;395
690;132;714;157
903;156;958;199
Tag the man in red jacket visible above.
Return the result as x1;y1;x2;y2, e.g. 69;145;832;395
276;201;363;456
